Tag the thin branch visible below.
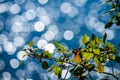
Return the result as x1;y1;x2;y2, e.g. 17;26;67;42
63;66;70;80
110;60;114;74
80;64;93;80
93;70;118;80
88;72;93;80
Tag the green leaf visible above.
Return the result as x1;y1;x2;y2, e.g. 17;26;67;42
103;33;107;44
115;56;120;64
91;34;102;47
118;43;120;48
105;22;113;29
53;66;62;76
28;41;34;47
81;71;88;77
53;40;66;53
81;34;90;45
99;53;107;63
82;52;93;61
43;51;52;59
56;59;63;64
20;60;24;65
47;66;54;72
94;55;99;64
42;61;49;69
85;64;95;71
108;53;115;60
96;62;104;73
101;0;112;5
53;40;64;49
92;34;96;41
93;49;100;55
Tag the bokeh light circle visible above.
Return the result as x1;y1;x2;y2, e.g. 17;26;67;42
64;30;74;40
34;21;45;32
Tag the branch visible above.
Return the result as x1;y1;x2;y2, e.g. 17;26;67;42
63;66;70;80
88;72;93;80
110;60;114;74
93;70;119;80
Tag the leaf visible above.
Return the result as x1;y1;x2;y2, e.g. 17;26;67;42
81;34;90;45
115;56;120;64
105;22;113;29
20;60;24;65
57;59;63;64
99;54;107;63
108;53;115;60
28;41;34;47
81;71;88;77
53;40;66;53
42;61;49;69
101;0;112;5
47;66;54;72
93;49;100;55
82;52;93;61
96;62;104;73
92;34;96;41
91;34;102;47
94;56;99;64
103;33;107;44
53;40;64;49
85;64;95;71
118;43;120;48
43;51;52;59
53;66;62;76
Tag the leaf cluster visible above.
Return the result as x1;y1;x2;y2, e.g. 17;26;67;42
103;0;120;28
21;33;120;80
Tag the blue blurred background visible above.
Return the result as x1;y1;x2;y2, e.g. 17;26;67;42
0;0;120;80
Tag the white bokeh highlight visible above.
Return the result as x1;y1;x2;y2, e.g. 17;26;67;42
10;59;19;69
4;41;16;54
44;31;55;41
2;72;11;80
60;2;72;13
73;0;87;7
45;43;55;53
64;30;74;40
38;0;48;5
0;60;5;71
95;22;105;33
36;7;46;17
10;3;21;14
0;3;9;13
37;39;48;49
0;20;4;31
16;69;25;78
34;21;45;32
27;62;36;71
17;51;28;60
13;36;25;47
40;15;51;26
12;22;23;33
25;10;36;21
106;30;115;40
0;34;8;44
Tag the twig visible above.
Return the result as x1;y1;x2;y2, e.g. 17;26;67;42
110;60;114;74
63;66;70;80
93;70;118;80
88;72;93;80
